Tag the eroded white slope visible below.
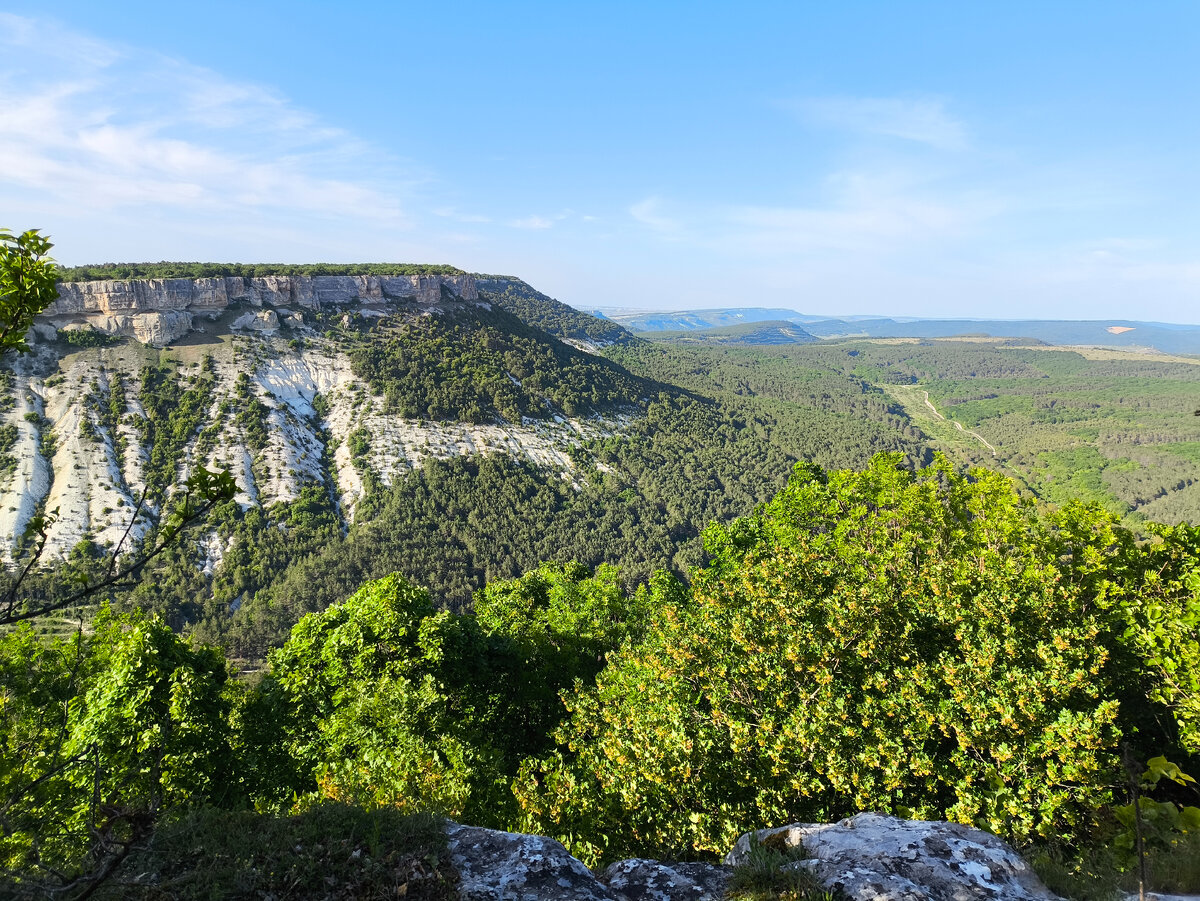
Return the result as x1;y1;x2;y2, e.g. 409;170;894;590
3;327;635;564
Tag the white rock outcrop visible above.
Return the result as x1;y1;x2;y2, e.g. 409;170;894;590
41;273;479;347
446;815;1063;901
97;311;194;345
726;813;1061;901
447;824;617;901
600;859;730;900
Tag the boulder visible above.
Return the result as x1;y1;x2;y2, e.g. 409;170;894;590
446;823;617;901
599;859;731;900
726;813;1061;901
28;322;57;343
231;309;280;332
95;310;193;346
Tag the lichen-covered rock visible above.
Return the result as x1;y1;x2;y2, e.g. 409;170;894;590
446;823;618;901
726;813;1061;901
599;859;731;900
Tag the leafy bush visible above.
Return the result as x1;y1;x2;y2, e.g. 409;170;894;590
516;454;1189;864
1;610;240;889
252;564;653;824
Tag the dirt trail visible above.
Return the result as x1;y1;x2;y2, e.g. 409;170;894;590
922;391;997;456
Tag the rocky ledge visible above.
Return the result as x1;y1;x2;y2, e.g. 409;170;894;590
38;273;479;345
447;813;1063;901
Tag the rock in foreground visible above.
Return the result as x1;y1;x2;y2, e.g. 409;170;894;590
447;823;617;901
447;813;1062;901
726;813;1061;901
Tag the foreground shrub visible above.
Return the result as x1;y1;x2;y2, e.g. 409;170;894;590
258;563;651;823
517;454;1179;863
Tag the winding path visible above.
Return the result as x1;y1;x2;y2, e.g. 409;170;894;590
922;391;998;457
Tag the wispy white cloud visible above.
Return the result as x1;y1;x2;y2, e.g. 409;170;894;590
509;215;555;230
785;96;968;150
0;13;414;231
629;196;682;233
508;209;579;230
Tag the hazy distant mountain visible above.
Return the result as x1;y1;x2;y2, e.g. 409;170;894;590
800;318;1200;355
603;305;1200;355
645;321;817;346
598;307;827;331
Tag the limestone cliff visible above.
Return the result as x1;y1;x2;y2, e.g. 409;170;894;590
42;274;479;345
0;278;629;566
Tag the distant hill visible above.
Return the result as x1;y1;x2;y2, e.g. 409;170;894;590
476;275;634;348
800;318;1200;355
606;305;1200;355
646;320;817;345
601;307;823;331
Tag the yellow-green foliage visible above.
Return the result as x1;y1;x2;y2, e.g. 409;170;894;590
516;454;1188;864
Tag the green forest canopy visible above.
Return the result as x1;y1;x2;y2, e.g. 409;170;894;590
5;454;1199;893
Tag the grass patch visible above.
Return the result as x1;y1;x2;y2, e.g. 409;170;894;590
95;802;454;900
1118;830;1200;896
725;833;839;900
1032;832;1200;901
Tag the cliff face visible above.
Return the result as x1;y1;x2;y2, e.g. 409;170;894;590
49;273;478;315
43;274;479;345
1;278;627;565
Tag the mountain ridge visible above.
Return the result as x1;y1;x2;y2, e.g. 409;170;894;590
606;306;1200;355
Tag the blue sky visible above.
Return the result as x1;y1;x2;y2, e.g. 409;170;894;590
2;2;1197;321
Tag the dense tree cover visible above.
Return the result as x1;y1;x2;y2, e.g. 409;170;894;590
343;306;655;422
124;485;341;639
4;455;1199;892
475;276;634;346
250;564;652;825
0;608;238;885
0;565;651;889
80;330;929;659
205;381;924;658
514;455;1200;865
136;356;218;499
55;262;464;281
723;339;1200;525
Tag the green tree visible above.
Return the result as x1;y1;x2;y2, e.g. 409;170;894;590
0;228;57;354
255;564;653;824
1;609;240;891
516;454;1156;864
1121;521;1200;753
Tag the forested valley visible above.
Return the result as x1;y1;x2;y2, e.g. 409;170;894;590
3;263;1200;898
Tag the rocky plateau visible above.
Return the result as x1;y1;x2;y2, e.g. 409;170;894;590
0;274;628;566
